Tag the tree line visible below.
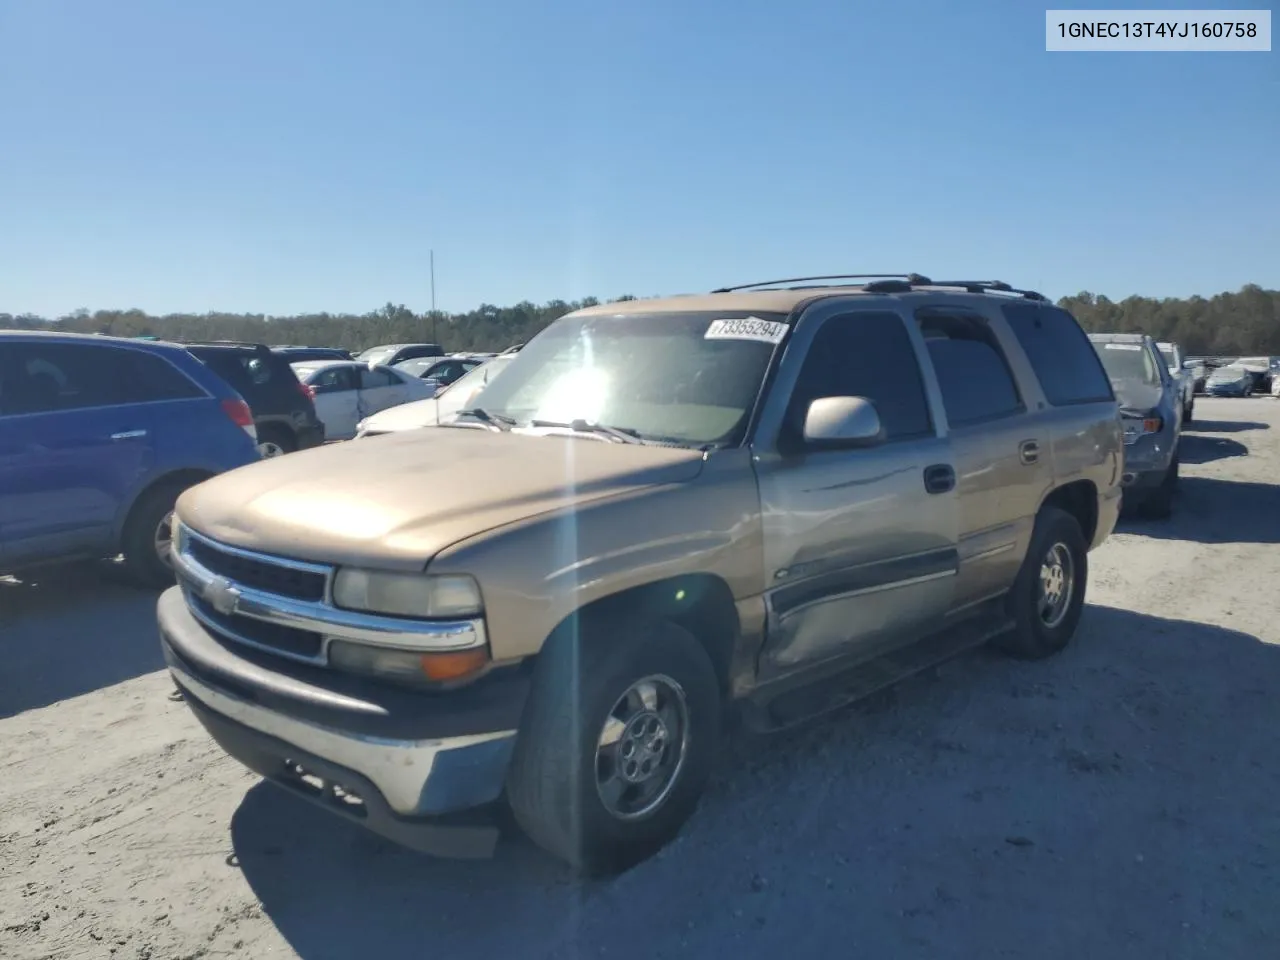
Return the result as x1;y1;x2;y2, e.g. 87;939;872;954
2;285;1276;357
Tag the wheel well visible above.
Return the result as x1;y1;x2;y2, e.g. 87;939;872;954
542;575;740;695
116;470;213;542
1041;480;1098;545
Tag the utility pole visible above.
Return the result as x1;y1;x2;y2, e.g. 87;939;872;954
430;250;437;344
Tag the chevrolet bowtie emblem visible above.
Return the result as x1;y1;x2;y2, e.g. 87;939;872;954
204;576;241;616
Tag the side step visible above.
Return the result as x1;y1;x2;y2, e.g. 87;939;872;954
744;610;1015;733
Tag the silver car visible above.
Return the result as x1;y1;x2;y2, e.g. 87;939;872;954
1089;332;1181;517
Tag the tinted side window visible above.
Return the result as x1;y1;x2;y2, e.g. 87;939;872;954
1001;303;1113;405
918;309;1023;426
4;342;135;414
360;367;398;389
119;351;206;402
787;311;933;442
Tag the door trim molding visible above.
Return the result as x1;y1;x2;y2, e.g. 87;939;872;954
768;546;959;620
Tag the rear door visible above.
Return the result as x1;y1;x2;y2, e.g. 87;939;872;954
309;366;361;439
914;305;1053;609
0;341;158;565
751;302;959;678
358;365;411;417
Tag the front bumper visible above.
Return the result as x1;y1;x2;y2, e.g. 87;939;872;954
158;587;529;858
1206;383;1248;397
1120;433;1175;489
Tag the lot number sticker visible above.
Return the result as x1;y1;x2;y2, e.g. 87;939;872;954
704;317;788;344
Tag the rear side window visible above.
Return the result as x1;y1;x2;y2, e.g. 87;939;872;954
360;367;399;389
1001;303;1114;406
918;308;1023;427
119;350;206;402
787;311;933;442
310;367;358;393
195;351;274;388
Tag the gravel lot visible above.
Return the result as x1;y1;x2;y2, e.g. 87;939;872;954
3;398;1279;960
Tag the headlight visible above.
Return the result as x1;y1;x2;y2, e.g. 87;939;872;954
332;569;483;619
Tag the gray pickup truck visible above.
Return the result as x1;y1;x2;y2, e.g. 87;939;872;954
158;275;1123;873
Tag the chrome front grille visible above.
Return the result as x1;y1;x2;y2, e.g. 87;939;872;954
172;523;488;668
186;536;327;602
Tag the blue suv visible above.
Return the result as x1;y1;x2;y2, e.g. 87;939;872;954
0;332;260;585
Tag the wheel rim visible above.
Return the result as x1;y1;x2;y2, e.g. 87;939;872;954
1037;542;1075;629
258;441;285;458
595;674;689;821
154;511;175;569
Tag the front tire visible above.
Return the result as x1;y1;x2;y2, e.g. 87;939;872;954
120;482;188;588
993;506;1088;660
506;617;721;875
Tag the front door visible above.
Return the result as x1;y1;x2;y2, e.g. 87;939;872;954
751;303;959;680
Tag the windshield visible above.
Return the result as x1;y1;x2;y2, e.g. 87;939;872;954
462;311;786;446
356;346;396;365
1093;342;1160;386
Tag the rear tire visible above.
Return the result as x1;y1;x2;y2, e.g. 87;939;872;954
256;424;296;458
993;507;1088;661
120;482;188;588
1183;399;1194;425
506;616;721;875
1140;453;1178;520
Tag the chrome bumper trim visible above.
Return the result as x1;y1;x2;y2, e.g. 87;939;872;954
171;664;516;817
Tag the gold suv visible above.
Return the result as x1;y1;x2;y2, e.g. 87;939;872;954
159;274;1123;873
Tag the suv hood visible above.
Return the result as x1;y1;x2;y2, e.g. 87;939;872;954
177;427;707;571
1110;380;1164;414
360;397;441;433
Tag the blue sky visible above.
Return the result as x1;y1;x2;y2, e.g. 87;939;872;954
0;0;1275;316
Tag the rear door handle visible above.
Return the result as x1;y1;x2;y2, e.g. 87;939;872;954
923;463;955;494
1019;439;1040;464
110;429;148;441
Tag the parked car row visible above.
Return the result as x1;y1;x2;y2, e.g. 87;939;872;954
0;335;517;582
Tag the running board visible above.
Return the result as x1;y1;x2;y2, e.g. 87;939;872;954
743;610;1015;733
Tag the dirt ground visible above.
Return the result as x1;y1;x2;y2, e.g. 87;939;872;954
2;398;1278;960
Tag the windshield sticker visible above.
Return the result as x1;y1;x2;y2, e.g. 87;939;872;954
705;317;787;344
1103;343;1142;351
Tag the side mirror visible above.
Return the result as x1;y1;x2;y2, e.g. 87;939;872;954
802;396;884;448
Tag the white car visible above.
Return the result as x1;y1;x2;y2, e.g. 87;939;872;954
356;352;517;437
291;360;436;440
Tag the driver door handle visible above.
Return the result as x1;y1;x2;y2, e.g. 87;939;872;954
110;429;148;441
923;463;955;494
1019;440;1040;465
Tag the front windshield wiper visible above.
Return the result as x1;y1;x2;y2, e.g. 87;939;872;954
527;419;645;444
450;408;516;432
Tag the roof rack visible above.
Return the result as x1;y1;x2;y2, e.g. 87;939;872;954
174;339;270;349
710;274;931;293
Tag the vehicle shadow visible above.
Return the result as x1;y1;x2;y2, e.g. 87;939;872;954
1184;419;1270;434
1177;434;1248;464
0;562;166;720
230;605;1280;960
1121;477;1280;545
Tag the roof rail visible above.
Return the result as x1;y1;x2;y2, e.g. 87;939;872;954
710;273;932;294
922;280;1047;301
